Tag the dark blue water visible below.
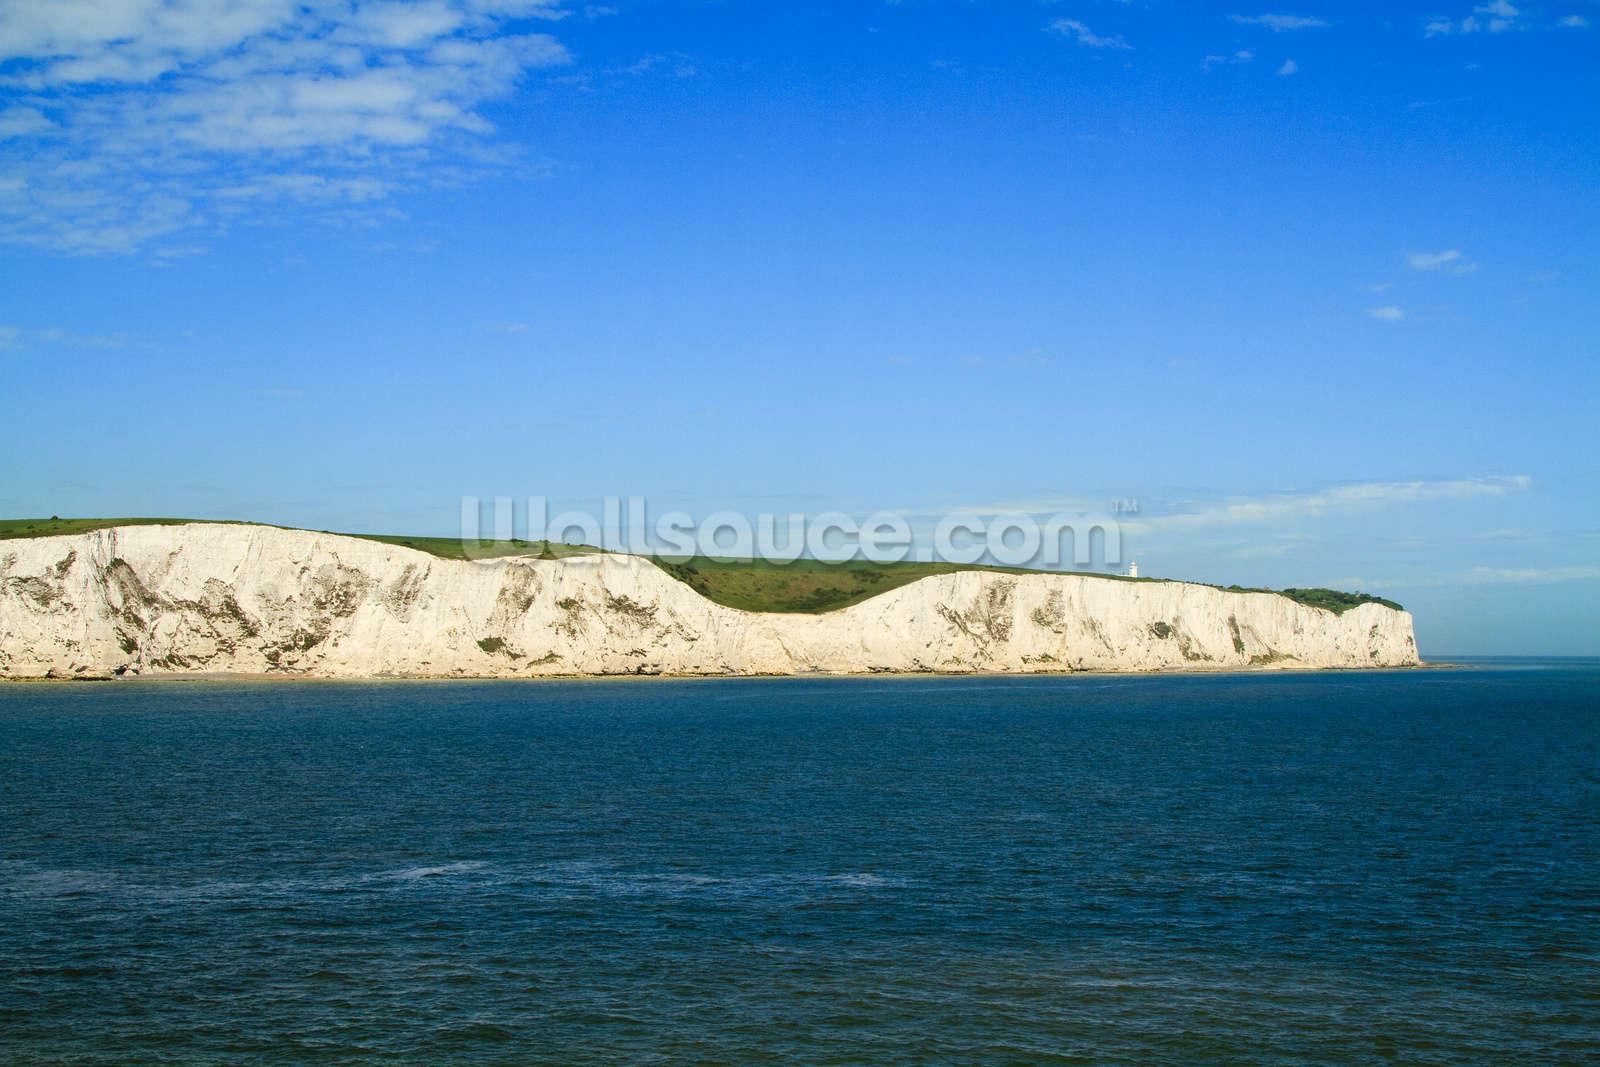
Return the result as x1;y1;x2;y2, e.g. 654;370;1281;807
3;664;1597;1063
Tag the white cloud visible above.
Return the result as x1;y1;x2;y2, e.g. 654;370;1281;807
1368;305;1405;320
351;2;467;49
0;0;572;254
0;324;129;349
0;1;299;83
625;52;698;78
1123;475;1531;534
0;106;54;139
1408;247;1478;275
1559;14;1590;28
909;490;1115;521
1425;2;1522;36
214;173;395;202
1229;14;1329;31
1458;565;1600;584
1203;50;1255;69
1276;58;1298;75
1375;564;1600;587
1048;19;1131;50
1408;248;1462;270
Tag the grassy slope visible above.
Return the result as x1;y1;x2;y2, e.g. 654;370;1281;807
0;517;1402;615
356;534;600;561
653;556;1147;613
0;517;240;539
0;518;596;563
1267;586;1404;614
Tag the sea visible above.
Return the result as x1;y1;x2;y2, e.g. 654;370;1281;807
2;660;1597;1063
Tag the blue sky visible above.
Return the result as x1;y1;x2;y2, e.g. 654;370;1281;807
1;1;1596;655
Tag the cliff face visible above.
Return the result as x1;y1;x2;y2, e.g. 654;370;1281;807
0;524;1419;679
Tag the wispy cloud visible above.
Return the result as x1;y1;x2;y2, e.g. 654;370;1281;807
1456;565;1600;584
925;476;1533;542
1425;1;1522;36
911;491;1116;521
1202;50;1255;69
1558;14;1590;28
0;324;129;349
0;0;573;255
1123;475;1532;534
624;52;697;78
1229;14;1329;31
1407;248;1478;273
1368;305;1405;321
1375;564;1600;587
1048;19;1131;50
1275;58;1298;75
0;105;52;139
1408;249;1461;270
1475;0;1521;29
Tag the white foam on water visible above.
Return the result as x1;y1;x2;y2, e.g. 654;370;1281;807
377;860;490;882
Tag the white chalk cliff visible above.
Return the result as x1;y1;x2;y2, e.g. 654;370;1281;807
0;524;1419;679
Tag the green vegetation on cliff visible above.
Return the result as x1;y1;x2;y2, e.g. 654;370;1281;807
0;518;594;563
656;557;1023;613
1215;582;1402;614
356;534;598;562
1273;588;1404;614
0;517;1402;616
1;517;223;539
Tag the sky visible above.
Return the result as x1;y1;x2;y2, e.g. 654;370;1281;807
1;0;1596;656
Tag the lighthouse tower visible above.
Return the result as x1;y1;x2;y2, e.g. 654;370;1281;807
1126;561;1139;578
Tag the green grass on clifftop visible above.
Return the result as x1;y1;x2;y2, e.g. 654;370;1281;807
1213;581;1402;614
1261;587;1404;614
1;518;1402;616
651;556;1148;613
356;534;599;561
0;517;235;539
0;518;595;563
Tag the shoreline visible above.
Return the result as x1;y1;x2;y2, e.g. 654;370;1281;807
2;661;1456;686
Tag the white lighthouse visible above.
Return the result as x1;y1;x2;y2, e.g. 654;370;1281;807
1126;561;1139;578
